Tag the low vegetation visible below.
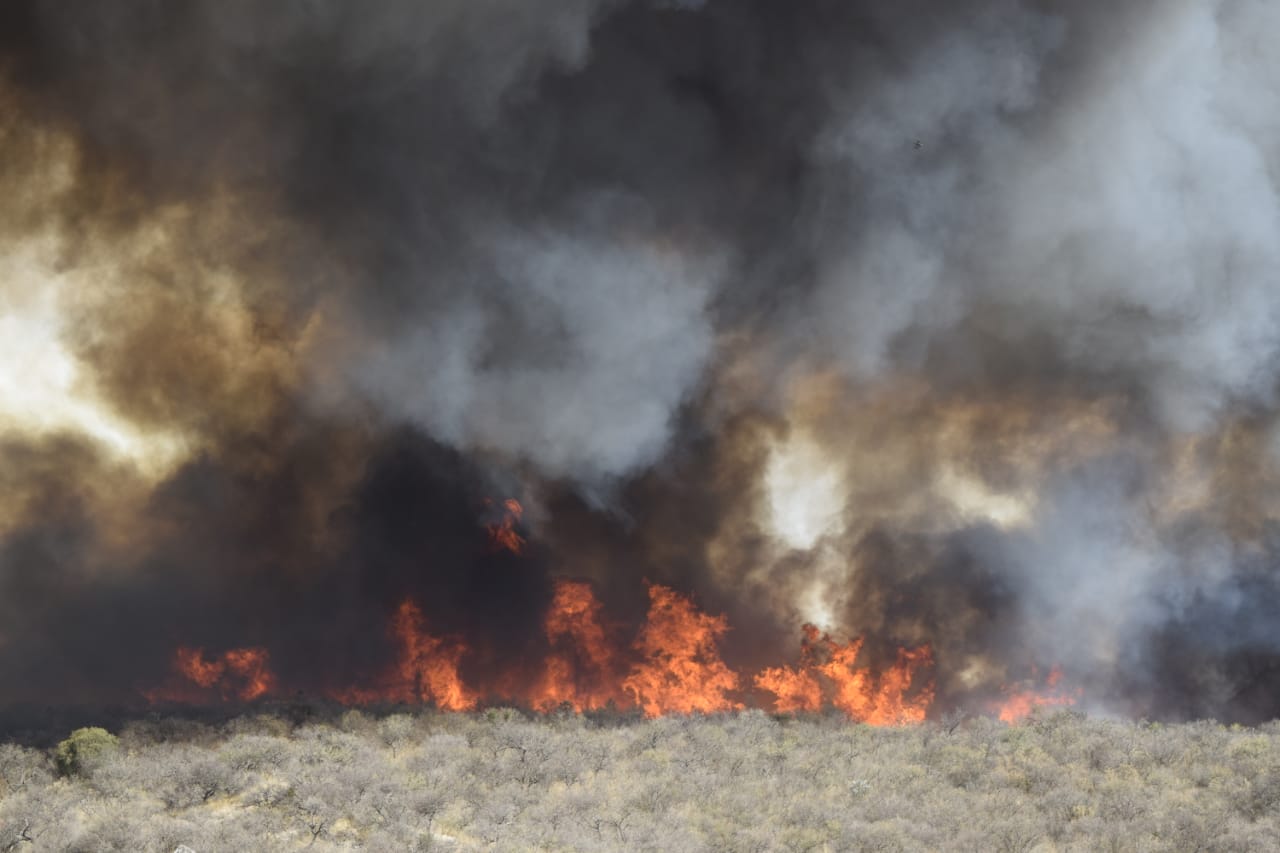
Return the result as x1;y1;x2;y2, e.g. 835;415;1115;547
2;707;1280;851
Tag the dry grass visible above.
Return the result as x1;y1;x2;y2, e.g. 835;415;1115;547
2;708;1280;851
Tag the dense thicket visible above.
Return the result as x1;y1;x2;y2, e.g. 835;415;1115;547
2;709;1279;851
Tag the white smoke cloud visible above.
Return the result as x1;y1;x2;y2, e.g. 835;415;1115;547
351;199;725;482
990;1;1280;430
810;0;1280;428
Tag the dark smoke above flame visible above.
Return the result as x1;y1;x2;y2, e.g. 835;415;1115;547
3;0;1280;723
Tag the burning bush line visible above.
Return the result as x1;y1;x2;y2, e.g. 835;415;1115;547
2;709;1280;851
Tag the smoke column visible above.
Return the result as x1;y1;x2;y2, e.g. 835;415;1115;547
3;0;1280;721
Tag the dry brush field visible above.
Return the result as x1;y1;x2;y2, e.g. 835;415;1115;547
2;708;1279;852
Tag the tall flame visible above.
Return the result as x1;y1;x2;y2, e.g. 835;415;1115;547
531;579;625;712
622;584;742;717
326;600;477;710
386;600;478;711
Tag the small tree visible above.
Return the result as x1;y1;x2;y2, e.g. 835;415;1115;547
0;743;52;795
54;728;119;777
378;714;416;758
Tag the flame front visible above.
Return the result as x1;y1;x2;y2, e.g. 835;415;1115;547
144;590;952;722
140;513;1030;723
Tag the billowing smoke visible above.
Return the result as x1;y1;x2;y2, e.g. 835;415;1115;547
3;0;1280;722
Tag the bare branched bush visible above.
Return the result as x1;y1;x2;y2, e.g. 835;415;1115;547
3;710;1280;851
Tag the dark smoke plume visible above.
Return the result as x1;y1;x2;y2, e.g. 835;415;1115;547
3;0;1280;722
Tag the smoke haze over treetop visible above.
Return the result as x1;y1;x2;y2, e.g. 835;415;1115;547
3;0;1280;722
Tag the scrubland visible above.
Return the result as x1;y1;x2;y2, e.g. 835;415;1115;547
1;707;1279;852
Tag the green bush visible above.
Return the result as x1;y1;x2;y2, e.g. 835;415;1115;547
54;727;119;777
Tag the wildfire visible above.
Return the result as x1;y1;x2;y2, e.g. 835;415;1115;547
622;584;742;717
145;646;276;703
755;624;935;724
332;601;478;710
996;666;1081;722
133;434;1108;723
530;579;625;712
486;498;526;555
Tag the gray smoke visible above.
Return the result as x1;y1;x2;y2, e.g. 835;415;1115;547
3;0;1280;720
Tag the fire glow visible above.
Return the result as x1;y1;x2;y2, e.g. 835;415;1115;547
995;666;1082;723
486;498;527;555
144;646;276;704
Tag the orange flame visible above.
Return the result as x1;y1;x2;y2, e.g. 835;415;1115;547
486;498;526;555
390;600;478;710
326;600;478;710
753;666;821;713
756;625;935;724
826;644;934;725
996;666;1081;722
174;646;224;688
622;584;742;717
221;647;276;701
754;623;823;712
531;579;626;712
147;646;277;703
